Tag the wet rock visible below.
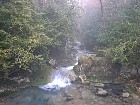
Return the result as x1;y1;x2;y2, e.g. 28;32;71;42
65;97;74;101
81;80;90;85
122;92;130;98
96;50;104;57
96;88;107;96
81;90;95;100
73;54;94;79
66;70;77;82
77;74;87;83
94;83;105;88
131;94;140;100
0;89;4;93
73;65;81;76
63;92;72;97
78;54;94;68
63;92;74;101
49;59;56;66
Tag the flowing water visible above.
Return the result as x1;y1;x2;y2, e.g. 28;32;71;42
39;41;92;91
8;42;94;105
3;42;137;105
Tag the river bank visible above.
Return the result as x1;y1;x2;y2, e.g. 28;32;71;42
0;42;140;105
0;81;140;105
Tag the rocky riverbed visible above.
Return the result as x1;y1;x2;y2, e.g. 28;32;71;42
0;42;140;105
0;81;140;105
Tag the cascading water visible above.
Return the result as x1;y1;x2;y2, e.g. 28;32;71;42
9;42;94;105
39;41;92;91
39;67;74;90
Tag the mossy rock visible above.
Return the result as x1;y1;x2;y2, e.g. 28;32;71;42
78;54;94;68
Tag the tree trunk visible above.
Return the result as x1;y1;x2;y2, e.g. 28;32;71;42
99;0;103;16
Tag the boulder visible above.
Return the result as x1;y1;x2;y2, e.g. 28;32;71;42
73;54;94;79
66;70;77;82
94;83;105;88
65;97;74;101
96;88;107;96
78;54;94;69
49;59;56;66
73;65;81;76
122;92;130;98
75;74;87;83
60;70;77;82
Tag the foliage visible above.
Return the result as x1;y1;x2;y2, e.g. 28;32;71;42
41;0;79;52
0;0;79;79
99;3;140;70
0;0;42;73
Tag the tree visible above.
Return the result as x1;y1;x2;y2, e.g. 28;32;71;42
99;0;140;74
0;0;44;77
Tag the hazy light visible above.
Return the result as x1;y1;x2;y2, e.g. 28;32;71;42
76;0;100;7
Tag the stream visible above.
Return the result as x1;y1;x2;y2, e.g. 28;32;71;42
1;42;140;105
39;41;93;91
6;42;93;105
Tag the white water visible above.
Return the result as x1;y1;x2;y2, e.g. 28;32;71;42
39;42;93;91
39;66;75;91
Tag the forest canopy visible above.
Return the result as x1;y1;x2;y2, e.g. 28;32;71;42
0;0;78;79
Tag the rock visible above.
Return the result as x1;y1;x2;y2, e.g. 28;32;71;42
49;59;56;66
54;69;77;83
81;90;96;100
94;83;105;88
65;97;74;101
96;88;107;96
63;92;72;98
131;94;139;100
96;50;104;57
66;70;77;82
81;80;90;85
73;54;94;78
63;92;74;101
122;92;130;98
0;89;4;92
78;54;94;69
73;65;81;76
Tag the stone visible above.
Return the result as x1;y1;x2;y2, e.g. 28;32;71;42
63;92;72;98
122;92;130;98
0;89;4;92
78;55;94;69
81;90;96;100
73;65;81;76
96;88;107;96
81;81;90;85
78;74;87;82
94;83;105;88
66;70;77;82
96;50;104;57
49;59;56;66
131;94;139;100
65;97;74;101
73;54;94;78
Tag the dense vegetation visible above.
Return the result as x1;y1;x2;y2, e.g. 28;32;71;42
79;0;140;77
99;1;140;73
0;0;79;82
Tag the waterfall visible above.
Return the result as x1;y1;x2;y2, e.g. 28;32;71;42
39;41;91;91
39;66;74;91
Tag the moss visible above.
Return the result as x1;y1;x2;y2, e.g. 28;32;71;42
126;85;138;94
0;89;20;98
32;79;48;86
32;64;53;86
